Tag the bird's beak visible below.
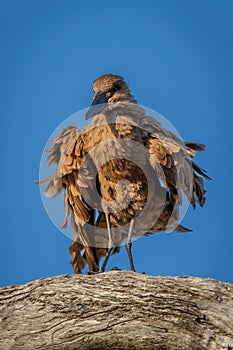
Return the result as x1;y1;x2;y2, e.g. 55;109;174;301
85;91;108;119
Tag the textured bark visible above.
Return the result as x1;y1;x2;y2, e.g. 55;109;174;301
0;271;233;350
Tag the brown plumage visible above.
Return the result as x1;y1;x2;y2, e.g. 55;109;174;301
37;74;210;273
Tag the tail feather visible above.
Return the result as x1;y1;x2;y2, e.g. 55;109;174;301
77;225;99;273
185;142;206;151
175;224;192;233
192;161;211;180
69;241;86;274
70;212;99;273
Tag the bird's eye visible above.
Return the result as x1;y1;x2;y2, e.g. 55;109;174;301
111;83;121;93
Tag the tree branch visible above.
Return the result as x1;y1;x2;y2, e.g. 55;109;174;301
0;271;233;349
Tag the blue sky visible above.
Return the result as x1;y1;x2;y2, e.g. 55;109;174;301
1;0;233;287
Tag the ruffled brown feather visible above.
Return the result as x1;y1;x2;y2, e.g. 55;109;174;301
36;74;210;273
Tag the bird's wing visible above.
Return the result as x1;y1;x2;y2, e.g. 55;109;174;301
142;116;210;208
36;126;99;273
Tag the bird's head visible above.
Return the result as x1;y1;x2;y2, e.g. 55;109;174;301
85;74;136;119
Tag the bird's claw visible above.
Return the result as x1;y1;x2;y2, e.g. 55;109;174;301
110;266;121;271
87;270;101;275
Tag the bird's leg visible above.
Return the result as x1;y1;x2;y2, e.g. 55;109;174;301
126;219;136;272
99;213;113;272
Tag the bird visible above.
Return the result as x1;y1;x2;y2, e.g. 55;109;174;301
37;74;210;274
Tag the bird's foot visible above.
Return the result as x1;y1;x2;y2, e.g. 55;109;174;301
110;266;121;271
87;270;101;275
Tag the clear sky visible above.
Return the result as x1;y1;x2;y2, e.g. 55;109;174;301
1;0;233;287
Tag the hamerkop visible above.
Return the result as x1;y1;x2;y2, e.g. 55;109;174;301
37;74;210;273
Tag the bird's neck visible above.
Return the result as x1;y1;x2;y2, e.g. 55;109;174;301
109;87;137;104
